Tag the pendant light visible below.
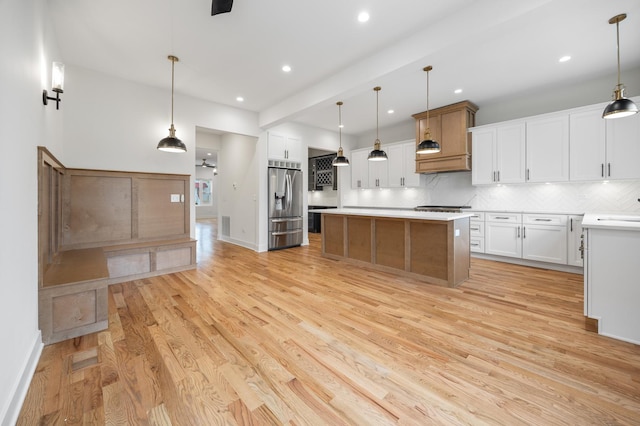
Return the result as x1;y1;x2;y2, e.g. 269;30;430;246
332;101;350;167
602;13;638;119
416;66;440;154
368;86;388;161
157;55;187;152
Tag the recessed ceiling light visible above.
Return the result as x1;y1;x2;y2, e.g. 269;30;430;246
282;65;291;72
387;109;394;114
236;96;244;102
559;55;571;63
358;11;370;23
338;124;344;128
454;88;463;94
207;152;212;156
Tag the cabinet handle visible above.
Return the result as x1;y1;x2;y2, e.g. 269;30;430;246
570;218;573;232
534;218;552;222
523;226;526;238
497;171;500;182
526;169;530;181
608;163;611;177
471;243;479;247
517;226;520;238
601;163;604;178
495;216;510;220
493;171;496;182
471;226;480;231
357;180;361;188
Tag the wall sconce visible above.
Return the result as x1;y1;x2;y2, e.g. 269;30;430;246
42;62;64;110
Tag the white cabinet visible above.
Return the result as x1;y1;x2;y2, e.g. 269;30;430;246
569;98;640;181
567;215;584;267
485;212;568;265
472;123;526;185
388;142;420;188
350;150;369;189
606;109;640;179
569;107;606;181
525;114;569;182
469;212;485;253
522;214;567;264
268;132;301;164
368;158;388;188
485;213;522;258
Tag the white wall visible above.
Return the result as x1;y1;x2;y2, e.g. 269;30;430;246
60;65;261;239
0;0;60;423
218;133;259;249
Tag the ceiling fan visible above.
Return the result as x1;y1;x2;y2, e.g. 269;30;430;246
199;158;217;169
211;0;233;16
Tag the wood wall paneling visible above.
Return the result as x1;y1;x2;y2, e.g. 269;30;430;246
65;174;133;245
137;178;187;239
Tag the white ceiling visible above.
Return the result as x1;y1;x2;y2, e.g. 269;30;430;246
51;0;640;137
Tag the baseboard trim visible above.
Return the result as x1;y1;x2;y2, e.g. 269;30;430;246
218;236;258;252
1;330;43;426
472;253;584;274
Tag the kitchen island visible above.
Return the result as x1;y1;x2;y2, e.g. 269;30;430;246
582;213;640;344
321;208;472;287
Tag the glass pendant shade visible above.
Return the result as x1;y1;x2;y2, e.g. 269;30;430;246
332;101;350;167
602;13;638;119
368;87;387;161
158;55;186;153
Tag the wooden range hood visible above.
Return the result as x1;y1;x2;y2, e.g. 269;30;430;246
412;100;478;174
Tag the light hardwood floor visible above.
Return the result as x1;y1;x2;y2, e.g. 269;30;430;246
19;219;640;424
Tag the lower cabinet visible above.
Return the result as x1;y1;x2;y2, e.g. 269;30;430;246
485;213;522;258
469;212;485;253
521;214;567;264
567;215;584;267
484;212;570;266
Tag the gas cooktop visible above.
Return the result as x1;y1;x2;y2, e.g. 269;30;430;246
414;205;471;212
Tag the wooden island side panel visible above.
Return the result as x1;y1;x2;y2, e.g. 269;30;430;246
321;212;470;287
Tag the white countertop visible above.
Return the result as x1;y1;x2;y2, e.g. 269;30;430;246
582;213;640;231
321;208;473;221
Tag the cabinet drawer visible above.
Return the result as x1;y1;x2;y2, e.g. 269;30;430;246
486;213;521;223
523;214;567;226
470;222;485;237
470;237;485;253
469;211;485;221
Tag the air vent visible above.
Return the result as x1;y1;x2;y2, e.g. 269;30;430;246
221;216;230;237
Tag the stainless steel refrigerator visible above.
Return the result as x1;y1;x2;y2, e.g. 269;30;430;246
268;167;303;250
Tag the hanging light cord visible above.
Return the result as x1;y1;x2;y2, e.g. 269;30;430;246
375;87;380;143
338;101;343;147
615;18;622;88
424;66;432;138
171;57;176;126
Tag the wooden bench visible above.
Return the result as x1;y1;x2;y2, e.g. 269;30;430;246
39;238;196;344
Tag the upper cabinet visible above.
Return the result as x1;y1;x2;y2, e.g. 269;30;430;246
525;114;569;182
268;132;302;165
473;96;640;185
387;141;420;187
350;141;420;189
412;101;478;173
350;150;369;189
570;101;640;181
471;123;526;185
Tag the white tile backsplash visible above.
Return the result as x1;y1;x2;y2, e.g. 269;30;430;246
344;171;640;214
